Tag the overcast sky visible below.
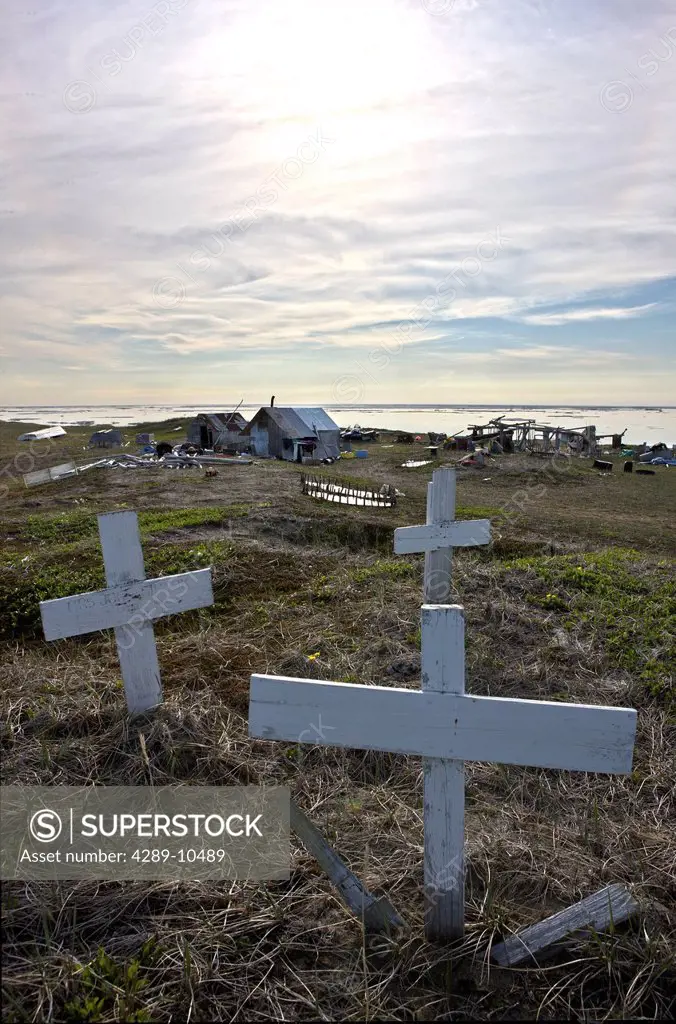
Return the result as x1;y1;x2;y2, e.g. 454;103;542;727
2;0;675;405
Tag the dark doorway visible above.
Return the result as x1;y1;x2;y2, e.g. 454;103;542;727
200;424;210;448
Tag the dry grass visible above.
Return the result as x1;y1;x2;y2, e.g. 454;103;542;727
1;420;675;1021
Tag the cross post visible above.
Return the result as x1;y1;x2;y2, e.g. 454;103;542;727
40;511;214;714
422;604;465;939
394;465;491;936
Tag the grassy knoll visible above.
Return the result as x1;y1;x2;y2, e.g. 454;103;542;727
0;418;674;1021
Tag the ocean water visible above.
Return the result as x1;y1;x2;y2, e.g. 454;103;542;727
1;405;675;446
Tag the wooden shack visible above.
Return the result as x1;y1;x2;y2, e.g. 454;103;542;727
186;412;248;451
243;405;340;461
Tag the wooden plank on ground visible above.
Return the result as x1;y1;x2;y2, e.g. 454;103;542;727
490;884;638;966
290;801;404;932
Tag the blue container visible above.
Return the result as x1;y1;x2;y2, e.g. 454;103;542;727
355;449;368;458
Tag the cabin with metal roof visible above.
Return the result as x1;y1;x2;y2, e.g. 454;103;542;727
243;403;340;461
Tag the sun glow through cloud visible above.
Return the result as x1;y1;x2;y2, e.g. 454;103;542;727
0;0;675;404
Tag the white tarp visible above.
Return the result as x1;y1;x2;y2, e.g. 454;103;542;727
17;426;67;442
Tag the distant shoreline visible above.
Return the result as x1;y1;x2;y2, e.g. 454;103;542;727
1;404;674;412
2;404;675;446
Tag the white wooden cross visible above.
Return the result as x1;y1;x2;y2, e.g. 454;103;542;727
394;466;491;603
40;511;214;714
248;604;637;941
393;465;492;934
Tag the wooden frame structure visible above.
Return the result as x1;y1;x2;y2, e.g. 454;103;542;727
465;416;601;455
301;473;397;507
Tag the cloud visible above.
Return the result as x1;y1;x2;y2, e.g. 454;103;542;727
1;0;675;403
434;345;634;367
518;304;659;326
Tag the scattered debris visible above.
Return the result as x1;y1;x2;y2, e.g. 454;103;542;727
340;426;379;442
204;467;219;478
163;453;252;467
636;469;656;476
638;442;670;462
444;435;471;451
21;448;252;488
23;462;76;487
491;884;638;966
78;455;154;472
459;450;489;468
402;459;433;468
593;459;613;472
17;425;67;442
22;459;92;487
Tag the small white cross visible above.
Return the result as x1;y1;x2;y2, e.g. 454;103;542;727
249;604;637;941
393;467;490;603
40;511;214;714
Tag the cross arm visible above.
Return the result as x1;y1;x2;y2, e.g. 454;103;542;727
394;519;491;555
249;675;637;775
40;569;213;640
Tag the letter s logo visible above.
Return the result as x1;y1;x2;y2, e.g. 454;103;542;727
29;809;63;843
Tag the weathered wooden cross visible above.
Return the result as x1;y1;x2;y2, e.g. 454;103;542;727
393;466;492;934
393;466;490;602
249;604;637;940
37;510;402;929
40;511;213;714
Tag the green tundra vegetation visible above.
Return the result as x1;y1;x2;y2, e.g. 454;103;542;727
0;417;674;1021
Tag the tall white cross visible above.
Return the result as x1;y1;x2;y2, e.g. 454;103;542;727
394;466;491;603
40;511;214;714
393;465;492;933
248;604;637;941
